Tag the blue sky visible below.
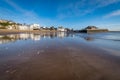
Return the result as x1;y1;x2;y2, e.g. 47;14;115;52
0;0;120;30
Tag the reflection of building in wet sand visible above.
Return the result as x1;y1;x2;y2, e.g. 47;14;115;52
0;35;16;44
19;34;41;41
57;32;67;38
0;39;15;44
0;32;69;44
35;32;57;39
19;34;30;40
0;33;41;44
30;34;41;41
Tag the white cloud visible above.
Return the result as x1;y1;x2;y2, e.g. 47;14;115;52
57;0;120;19
104;10;120;18
4;0;26;13
0;7;19;20
2;0;56;25
98;23;120;31
3;0;40;22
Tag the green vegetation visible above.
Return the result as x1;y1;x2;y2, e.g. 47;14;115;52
0;21;11;29
0;22;12;26
0;20;18;29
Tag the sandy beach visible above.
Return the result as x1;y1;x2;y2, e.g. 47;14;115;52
0;32;120;80
0;29;58;35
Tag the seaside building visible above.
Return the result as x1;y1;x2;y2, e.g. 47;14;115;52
30;24;40;30
18;25;30;30
57;27;66;32
0;19;41;31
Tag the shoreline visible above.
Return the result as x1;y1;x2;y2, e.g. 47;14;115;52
0;29;61;35
1;29;119;35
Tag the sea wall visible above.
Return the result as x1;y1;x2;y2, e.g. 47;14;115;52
87;29;108;33
79;29;108;33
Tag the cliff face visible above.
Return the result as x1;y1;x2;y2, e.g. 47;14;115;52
85;26;98;30
0;20;20;29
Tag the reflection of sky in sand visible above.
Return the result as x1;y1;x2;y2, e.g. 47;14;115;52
102;35;120;40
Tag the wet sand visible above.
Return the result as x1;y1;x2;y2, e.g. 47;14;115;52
0;33;120;80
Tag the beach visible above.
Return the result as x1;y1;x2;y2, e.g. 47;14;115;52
0;32;120;80
0;0;120;79
0;29;58;35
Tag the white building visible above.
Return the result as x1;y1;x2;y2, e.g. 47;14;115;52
30;24;40;30
18;25;29;30
57;27;66;32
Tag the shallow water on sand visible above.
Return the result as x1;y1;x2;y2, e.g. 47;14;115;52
0;32;120;80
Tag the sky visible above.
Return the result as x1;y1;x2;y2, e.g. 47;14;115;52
0;0;120;31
